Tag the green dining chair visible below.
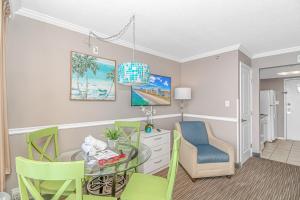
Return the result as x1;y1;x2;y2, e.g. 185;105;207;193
16;157;116;200
26;127;75;195
120;131;181;200
26;127;59;161
114;121;141;148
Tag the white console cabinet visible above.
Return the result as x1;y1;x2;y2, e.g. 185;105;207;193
138;129;171;174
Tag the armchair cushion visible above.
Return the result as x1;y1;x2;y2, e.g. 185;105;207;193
197;144;229;164
179;121;209;146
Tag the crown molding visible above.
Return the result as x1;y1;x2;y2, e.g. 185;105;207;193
15;8;181;62
12;8;300;63
252;46;300;59
180;44;250;63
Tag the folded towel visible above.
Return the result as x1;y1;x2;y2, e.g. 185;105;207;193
82;135;107;155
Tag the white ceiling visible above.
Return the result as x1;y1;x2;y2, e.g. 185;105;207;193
260;64;300;79
11;0;300;62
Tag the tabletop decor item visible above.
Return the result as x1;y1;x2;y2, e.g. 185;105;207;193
175;87;192;121
105;128;120;149
81;135;107;156
70;51;116;101
141;106;156;133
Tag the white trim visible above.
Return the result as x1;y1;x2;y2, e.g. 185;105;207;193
180;44;240;63
14;8;254;63
183;114;237;122
9;114;181;135
15;8;180;62
236;98;240;163
252;46;300;59
13;8;300;63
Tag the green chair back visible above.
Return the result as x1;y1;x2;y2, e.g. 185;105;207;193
16;157;84;200
26;127;59;161
114;121;141;148
166;131;181;200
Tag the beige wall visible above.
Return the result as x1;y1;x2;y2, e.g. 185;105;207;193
260;78;285;137
5;16;181;191
181;51;240;161
252;51;300;153
181;51;239;117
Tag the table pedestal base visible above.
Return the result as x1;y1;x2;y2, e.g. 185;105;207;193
86;174;128;196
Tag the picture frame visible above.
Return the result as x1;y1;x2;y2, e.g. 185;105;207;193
70;51;116;101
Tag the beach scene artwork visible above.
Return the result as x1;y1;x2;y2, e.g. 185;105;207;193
70;51;116;101
131;74;171;106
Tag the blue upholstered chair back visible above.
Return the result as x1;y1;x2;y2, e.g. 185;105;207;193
179;121;209;146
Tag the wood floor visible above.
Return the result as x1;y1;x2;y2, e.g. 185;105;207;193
156;157;300;200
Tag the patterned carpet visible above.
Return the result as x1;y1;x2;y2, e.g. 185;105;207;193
156;157;300;200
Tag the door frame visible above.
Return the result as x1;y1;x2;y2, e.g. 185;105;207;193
283;77;300;140
239;62;253;165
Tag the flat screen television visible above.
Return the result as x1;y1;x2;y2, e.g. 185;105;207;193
131;74;171;106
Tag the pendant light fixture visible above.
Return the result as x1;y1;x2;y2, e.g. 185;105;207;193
89;15;150;86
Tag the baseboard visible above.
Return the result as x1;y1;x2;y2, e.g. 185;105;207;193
252;152;261;158
235;162;241;169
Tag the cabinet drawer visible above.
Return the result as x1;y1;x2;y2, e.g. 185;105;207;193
150;144;170;159
141;133;170;147
142;153;170;173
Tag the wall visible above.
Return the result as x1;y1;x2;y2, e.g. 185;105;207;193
5;15;181;191
181;51;239;160
260;78;285;137
252;51;300;153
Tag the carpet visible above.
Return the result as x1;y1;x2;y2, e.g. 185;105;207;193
156;157;300;200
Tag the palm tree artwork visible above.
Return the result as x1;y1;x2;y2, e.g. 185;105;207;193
71;52;116;101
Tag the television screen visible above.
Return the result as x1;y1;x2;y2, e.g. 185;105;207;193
131;74;171;106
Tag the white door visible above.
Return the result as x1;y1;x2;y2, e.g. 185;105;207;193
285;78;300;141
240;63;252;164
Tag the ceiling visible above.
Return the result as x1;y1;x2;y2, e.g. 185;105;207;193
10;0;300;62
260;64;300;79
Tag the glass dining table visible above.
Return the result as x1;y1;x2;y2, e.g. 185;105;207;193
58;143;152;197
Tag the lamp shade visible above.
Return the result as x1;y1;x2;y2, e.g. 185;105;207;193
174;87;192;100
118;62;150;86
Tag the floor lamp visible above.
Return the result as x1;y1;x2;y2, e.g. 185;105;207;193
175;87;192;121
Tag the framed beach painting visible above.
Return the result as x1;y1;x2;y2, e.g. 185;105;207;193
70;51;116;101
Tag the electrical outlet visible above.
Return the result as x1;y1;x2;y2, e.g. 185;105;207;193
297;55;300;63
92;46;99;55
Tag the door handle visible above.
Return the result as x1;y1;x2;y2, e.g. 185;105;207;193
241;119;247;122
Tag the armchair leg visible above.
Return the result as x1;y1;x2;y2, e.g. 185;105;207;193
191;178;197;182
226;175;232;179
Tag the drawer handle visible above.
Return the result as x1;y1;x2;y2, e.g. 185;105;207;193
154;137;162;141
154;160;162;164
153;148;162;152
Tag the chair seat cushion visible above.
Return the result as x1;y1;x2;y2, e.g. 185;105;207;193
121;173;168;200
197;144;229;164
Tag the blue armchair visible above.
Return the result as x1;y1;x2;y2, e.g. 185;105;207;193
175;121;235;180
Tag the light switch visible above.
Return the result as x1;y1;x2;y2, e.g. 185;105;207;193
225;100;230;107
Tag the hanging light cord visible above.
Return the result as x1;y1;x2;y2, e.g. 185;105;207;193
89;15;136;61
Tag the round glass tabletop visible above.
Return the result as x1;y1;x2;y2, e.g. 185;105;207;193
58;143;152;176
